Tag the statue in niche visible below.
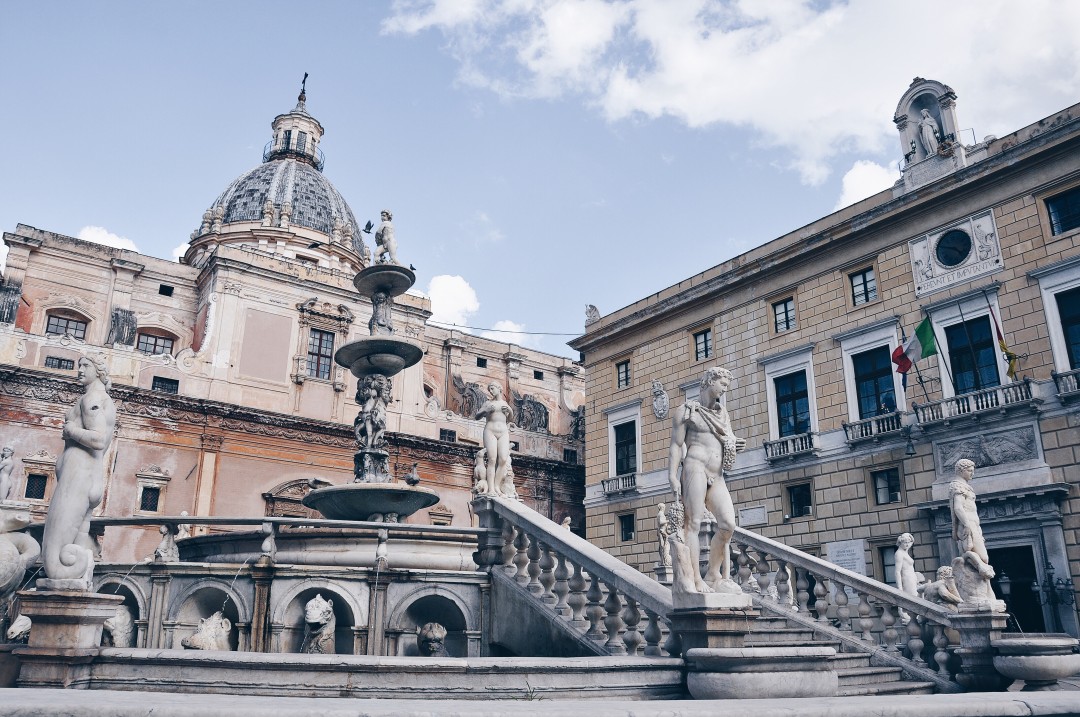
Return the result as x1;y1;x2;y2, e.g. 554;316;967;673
181;611;232;651
948;459;1000;608
476;383;514;497
41;354;116;590
355;374;390;452
373;210;398;265
656;503;671;567
301;594;336;654
0;446;14;502
102;604;135;648
917;108;941;156
369;290;394;335
668;367;744;594
416;622;449;657
919;565;964;612
894;533;925;624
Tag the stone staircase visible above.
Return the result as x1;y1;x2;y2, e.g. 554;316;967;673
745;615;936;696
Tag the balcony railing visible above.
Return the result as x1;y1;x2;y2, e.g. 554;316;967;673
601;473;638;495
763;432;816;462
263;141;326;171
842;411;904;445
1052;368;1080;403
913;379;1036;427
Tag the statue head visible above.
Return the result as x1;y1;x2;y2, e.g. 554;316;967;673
658;502;665;513
304;594;334;625
487;382;503;399
78;354;112;390
897;533;914;550
1;446;11;459
372;290;387;306
936;565;954;580
699;367;733;403
381;210;393;222
416;621;447;656
955;459;975;481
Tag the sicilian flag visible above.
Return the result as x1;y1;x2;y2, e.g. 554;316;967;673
988;306;1019;380
892;317;937;375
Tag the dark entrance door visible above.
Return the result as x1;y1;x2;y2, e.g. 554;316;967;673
988;546;1045;633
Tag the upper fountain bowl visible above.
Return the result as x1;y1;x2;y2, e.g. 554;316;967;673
335;337;424;378
354;264;415;298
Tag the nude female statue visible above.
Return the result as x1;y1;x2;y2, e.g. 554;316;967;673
42;354;116;588
476;383;513;496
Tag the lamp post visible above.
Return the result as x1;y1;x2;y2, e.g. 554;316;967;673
1030;561;1075;634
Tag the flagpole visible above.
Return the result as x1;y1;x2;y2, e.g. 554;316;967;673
955;301;982;392
924;318;957;394
983;291;1018;381
900;324;932;403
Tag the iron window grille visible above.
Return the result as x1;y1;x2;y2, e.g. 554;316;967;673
152;376;180;394
25;473;47;500
139;486;161;512
1047;186;1080;236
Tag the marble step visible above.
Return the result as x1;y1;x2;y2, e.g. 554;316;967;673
825;653;873;670
837;666;906;686
837;680;936;696
743;627;818;643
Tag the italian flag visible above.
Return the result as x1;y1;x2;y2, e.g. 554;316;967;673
892;317;937;373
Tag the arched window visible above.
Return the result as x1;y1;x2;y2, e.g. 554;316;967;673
44;310;89;340
136;330;175;356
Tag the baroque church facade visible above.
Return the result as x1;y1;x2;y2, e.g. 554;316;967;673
0;88;585;562
571;79;1080;637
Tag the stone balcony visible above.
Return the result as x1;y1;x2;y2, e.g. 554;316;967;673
841;411;905;447
763;432;817;463
912;379;1038;431
601;472;638;496
1051;368;1080;403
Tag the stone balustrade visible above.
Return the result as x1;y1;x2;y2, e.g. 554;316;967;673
472;496;673;657
600;472;638;495
913;379;1036;428
763;432;817;462
841;411;904;445
1051;368;1080;403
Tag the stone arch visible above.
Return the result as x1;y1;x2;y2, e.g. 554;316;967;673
269;578;366;655
166;578;251;651
95;573;148;648
893;78;959;161
386;584;476;657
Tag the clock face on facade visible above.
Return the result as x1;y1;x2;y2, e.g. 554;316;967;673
935;229;972;267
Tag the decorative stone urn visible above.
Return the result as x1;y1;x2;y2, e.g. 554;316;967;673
992;634;1080;691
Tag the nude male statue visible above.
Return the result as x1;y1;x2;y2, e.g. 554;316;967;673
668;367;744;593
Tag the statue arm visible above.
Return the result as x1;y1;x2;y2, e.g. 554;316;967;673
668;410;686;497
950;493;963;541
64;399;112;451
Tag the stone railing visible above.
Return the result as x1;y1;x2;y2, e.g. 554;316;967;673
842;411;904;445
472;496;673;657
601;472;638;495
730;526;963;692
913;379;1036;427
1051;368;1080;402
763;432;816;462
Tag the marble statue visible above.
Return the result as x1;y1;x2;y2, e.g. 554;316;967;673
0;446;14;502
416;621;449;657
355;374;390;452
154;523;180;563
561;516;572;531
471;448;488;495
656;503;671;567
917;109;941;156
102;604;136;648
369;290;394;335
949;459;999;607
585;304;600;326
181;611;232;651
661;499;702;597
476;383;513;497
919;565;964;612
0;506;40;608
373;210;398;264
403;462;421;486
176;511;191;540
301;594;336;654
894;532;924;624
500;456;518;500
6;614;30;643
668;367;744;594
41;354;116;590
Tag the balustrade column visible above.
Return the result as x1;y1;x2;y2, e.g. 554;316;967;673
735;544;753;589
621;595;643;656
856;591;873;642
603;582;627;655
567;563;588;629
813;577;830;624
513;528;530;585
795;567;811;613
538;543;556;604
552;554;571;617
584;573;605;641
932;623;950;676
906;614;925;666
642;610;663;657
775;559;791;607
755;551;771;598
834;585;850;631
500;520;517;573
880;603;898;652
526;534;543;595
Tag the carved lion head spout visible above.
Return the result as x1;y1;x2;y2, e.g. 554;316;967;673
301;594;336;655
102;604;136;648
305;593;334;626
416;621;449;657
180;611;232;651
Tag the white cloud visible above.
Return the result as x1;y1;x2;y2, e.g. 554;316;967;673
171;242;189;261
384;0;1080;185
481;319;531;347
76;226;139;252
834;160;899;211
427;274;480;325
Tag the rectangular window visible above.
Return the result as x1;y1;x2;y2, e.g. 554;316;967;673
945;316;1000;393
297;131;308;154
533;369;544;380
613;421;637;476
476;357;488;368
1056;286;1080;370
439;429;457;443
872;467;902;505
879;546;897;585
151;376;179;394
158;284;174;297
307;328;335;380
510;440;520;451
694;328;713;361
25;473;47;500
139;486;161;512
616;360;631;389
563;448;578;464
773;298;796;332
618;513;636;542
45;315;87;340
282;129;292;150
850;267;878;306
44;356;75;370
852;346;896;418
774;370;810;437
137;333;174;355
1047;186;1080;236
786;482;812;518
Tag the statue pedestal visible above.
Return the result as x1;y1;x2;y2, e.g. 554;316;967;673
952;605;1010;692
653;563;672;586
12;589;122;689
669;594;756;652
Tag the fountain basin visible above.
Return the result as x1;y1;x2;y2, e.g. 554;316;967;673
353;264;415;298
992;633;1080;690
303;484;440;522
335;337;423;378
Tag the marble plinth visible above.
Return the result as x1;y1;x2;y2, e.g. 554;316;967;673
668;604;760;653
685;646;838;699
303;484;440;522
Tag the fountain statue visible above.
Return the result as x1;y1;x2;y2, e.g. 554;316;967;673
948;459;1003;610
301;594;336;654
416;622;449;657
304;215;439;522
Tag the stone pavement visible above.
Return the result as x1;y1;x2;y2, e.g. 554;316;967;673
2;688;1080;717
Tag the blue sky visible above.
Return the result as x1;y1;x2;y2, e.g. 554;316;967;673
3;1;1079;358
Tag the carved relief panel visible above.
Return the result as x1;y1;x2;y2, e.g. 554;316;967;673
909;209;1002;297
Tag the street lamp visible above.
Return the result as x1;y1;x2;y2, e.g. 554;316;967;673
1030;561;1075;633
